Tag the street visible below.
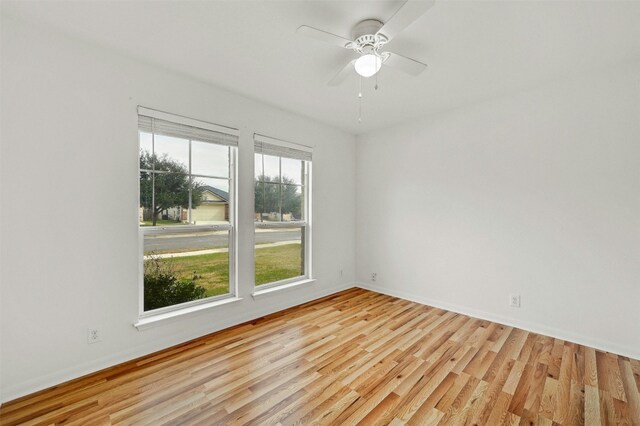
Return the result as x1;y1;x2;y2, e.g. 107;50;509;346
144;228;301;252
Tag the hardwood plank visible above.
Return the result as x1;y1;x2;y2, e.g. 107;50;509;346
584;346;599;387
404;372;456;424
502;360;527;396
334;356;424;425
447;378;488;425
470;358;515;424
522;362;548;415
485;391;514;425
599;389;617;425
553;343;575;424
597;350;628;402
547;339;565;380
612;397;632;426
395;351;464;421
619;358;640;422
508;363;535;416
538;377;558;420
567;380;586;426
435;372;472;413
516;333;537;363
584;384;602;426
355;392;400;426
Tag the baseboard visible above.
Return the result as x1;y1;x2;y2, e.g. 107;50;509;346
1;282;357;404
357;282;640;360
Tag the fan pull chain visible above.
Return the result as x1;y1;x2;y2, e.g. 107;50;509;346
358;75;363;123
375;57;379;90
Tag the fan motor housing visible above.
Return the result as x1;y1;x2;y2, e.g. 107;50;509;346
350;19;388;54
351;19;384;39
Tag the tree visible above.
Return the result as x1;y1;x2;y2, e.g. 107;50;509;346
254;175;302;220
254;175;279;217
281;183;302;219
140;150;204;225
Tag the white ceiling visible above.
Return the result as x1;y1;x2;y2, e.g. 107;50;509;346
3;0;640;134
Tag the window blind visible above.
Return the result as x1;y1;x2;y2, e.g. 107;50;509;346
254;134;312;162
138;110;238;147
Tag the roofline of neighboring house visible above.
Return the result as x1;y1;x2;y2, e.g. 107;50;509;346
202;185;229;202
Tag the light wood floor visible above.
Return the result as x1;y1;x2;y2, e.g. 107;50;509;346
1;288;639;425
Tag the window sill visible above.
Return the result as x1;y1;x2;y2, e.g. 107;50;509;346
134;296;243;331
252;278;316;298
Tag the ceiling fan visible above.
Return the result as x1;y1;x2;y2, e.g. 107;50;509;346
297;0;435;86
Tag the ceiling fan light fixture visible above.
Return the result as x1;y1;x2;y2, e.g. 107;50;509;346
354;54;382;78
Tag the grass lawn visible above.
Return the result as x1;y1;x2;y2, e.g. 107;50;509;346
254;243;303;286
154;243;302;297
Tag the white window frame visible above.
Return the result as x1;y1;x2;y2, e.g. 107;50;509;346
137;107;238;318
253;134;312;291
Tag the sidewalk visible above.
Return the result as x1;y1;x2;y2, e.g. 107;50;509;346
144;240;300;259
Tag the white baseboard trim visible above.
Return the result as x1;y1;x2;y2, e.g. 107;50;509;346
1;282;356;404
357;282;640;360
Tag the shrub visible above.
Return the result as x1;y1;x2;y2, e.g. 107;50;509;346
143;255;207;311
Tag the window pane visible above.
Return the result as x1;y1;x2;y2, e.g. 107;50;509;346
153;134;189;172
139;147;154;173
262;154;279;183
281;157;303;185
254;180;264;220
139;132;153;167
143;229;230;311
192;177;230;224
192;141;229;178
255;182;281;222
138;172;189;226
139;170;153;225
255;226;304;286
282;184;303;221
254;153;263;180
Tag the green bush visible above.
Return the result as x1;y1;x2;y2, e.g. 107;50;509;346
143;256;207;311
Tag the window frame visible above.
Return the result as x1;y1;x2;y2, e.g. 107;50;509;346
253;136;312;291
137;108;238;318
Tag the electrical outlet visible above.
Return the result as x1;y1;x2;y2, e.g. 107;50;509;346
87;328;101;344
510;295;521;308
371;272;377;282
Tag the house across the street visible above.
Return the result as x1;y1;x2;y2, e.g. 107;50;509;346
139;185;229;224
191;186;229;223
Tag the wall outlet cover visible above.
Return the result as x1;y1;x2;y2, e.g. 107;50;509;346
87;328;101;344
510;295;521;308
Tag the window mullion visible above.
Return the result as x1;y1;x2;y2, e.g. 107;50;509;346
151;121;156;225
188;139;192;224
278;156;282;221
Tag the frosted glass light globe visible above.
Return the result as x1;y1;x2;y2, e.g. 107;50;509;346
354;54;382;78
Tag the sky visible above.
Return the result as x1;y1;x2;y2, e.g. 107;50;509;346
140;131;304;193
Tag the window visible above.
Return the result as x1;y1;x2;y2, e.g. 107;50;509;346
138;107;238;314
254;134;312;289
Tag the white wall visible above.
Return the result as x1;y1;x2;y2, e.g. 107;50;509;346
0;16;356;402
357;61;640;359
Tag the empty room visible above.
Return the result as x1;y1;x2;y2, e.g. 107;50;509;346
0;0;639;424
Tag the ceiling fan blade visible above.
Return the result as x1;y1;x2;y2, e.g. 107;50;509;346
297;25;352;49
328;60;356;86
376;0;435;41
383;51;427;76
